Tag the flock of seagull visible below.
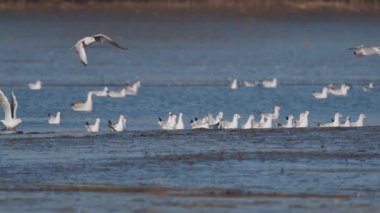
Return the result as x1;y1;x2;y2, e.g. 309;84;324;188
157;106;366;130
0;34;377;132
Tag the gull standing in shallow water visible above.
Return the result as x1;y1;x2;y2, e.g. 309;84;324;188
48;112;61;125
28;80;42;90
259;106;281;121
174;113;185;130
241;115;255;129
230;79;238;90
363;83;374;92
261;78;277;88
73;34;127;66
312;87;328;99
220;114;240;129
349;45;380;56
71;92;94;112
0;90;22;130
350;114;366;127
91;87;109;97
317;113;342;128
108;115;127;132
294;111;309;128
158;112;177;130
85;118;100;132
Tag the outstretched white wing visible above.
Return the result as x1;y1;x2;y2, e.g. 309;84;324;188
11;91;18;118
92;34;127;50
0;89;12;121
75;42;88;65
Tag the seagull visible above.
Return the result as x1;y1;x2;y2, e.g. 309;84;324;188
317;113;342;128
0;90;22;130
108;115;127;132
363;83;374;92
278;115;294;128
294;111;309;128
259;115;273;129
261;78;277;88
190;119;210;129
124;80;141;96
242;81;258;87
312;87;328;99
71;92;93;112
327;84;350;96
85;118;100;132
91;87;109;97
108;88;126;98
28;80;42;90
241;115;255;129
174;112;185;130
158;112;177;130
48;112;61;125
73;34;127;66
259;106;280;120
220;114;240;129
349;45;380;57
230;79;238;90
342;116;351;127
350;114;366;127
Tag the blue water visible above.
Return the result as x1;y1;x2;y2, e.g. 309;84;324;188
0;10;380;212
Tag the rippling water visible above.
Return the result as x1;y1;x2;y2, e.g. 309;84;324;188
0;10;380;212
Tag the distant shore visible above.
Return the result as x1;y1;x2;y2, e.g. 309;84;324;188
1;0;380;14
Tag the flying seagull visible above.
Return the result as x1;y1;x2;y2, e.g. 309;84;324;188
73;34;127;66
349;45;380;56
0;89;22;130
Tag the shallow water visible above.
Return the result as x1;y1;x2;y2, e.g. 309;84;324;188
0;10;380;212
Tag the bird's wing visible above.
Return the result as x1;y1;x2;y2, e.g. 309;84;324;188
107;120;117;132
75;42;88;65
92;34;127;50
11;91;18;118
0;90;12;121
348;45;366;50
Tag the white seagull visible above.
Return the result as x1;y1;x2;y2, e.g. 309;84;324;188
278;115;294;128
174;112;185;130
85;118;100;132
230;79;238;90
73;34;127;66
242;81;258;87
241;115;255;129
124;80;141;96
220;114;241;129
158;112;177;130
91;87;109;97
328;84;350;96
108;115;127;132
294;111;309;128
259;106;281;121
48;112;61;125
108;88;126;98
71;92;94;112
0;90;22;130
28;80;42;90
312;87;328;99
363;83;374;92
261;78;277;88
350;114;366;127
317;113;342;128
342;116;351;127
349;45;380;57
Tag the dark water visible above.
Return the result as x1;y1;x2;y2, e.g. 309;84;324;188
0;10;380;212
